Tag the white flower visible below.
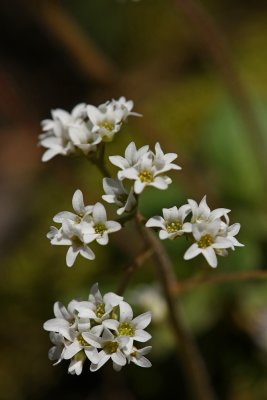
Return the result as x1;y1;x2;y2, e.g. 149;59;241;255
83;328;128;372
110;142;181;194
103;301;152;344
146;205;191;240
118;152;172;194
184;220;234;268
87;102;125;142
152;142;181;174
39;103;86;161
48;332;66;366
64;330;99;365
109;141;149;173
68;121;102;155
47;221;95;267
68;352;86;375
75;283;123;325
124;345;152;368
219;223;244;251
43;299;80;341
187;195;230;228
47;189;95;266
110;96;141;120
102;178;137;215
44;284;152;374
83;202;122;245
53;189;93;225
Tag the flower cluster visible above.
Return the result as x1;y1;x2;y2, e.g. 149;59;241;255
43;283;152;374
47;190;121;267
42;96;244;377
146;195;243;268
109;141;181;195
39;97;140;161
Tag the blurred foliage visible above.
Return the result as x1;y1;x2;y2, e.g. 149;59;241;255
1;0;267;399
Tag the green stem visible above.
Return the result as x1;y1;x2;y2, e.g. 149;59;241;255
88;149;111;178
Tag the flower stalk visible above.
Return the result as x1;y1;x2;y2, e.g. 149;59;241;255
135;212;218;400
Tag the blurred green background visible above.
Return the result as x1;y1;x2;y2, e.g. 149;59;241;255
1;0;267;399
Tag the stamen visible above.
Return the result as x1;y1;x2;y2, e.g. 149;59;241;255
118;322;135;337
96;303;105;318
139;171;153;183
104;341;119;354
100;121;115;132
198;234;213;249
166;221;182;233
94;223;107;235
78;335;89;347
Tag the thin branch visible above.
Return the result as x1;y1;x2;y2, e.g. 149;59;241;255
135;213;217;400
117;247;154;296
173;270;267;294
89;155;111;178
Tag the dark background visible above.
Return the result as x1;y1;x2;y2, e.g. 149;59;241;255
1;0;267;399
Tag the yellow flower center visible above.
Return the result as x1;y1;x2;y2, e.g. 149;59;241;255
198;234;213;249
139;171;153;183
166;221;182;233
96;303;105;318
77;335;89;347
94;223;107;235
104;341;119;354
100;121;115;132
118;322;135;337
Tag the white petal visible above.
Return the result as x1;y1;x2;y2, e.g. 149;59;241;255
80;245;95;260
228;223;241;236
72;190;85;214
103;292;123;307
87;105;101;125
134;180;146;194
184;243;202;260
43;318;69;334
151;176;169;190
146;216;164;229
76;303;96;319
82;333;102;348
84;347;99;363
133;355;152;368
202;247;217;268
106;221;122;233
132;312;152;330
109;155;128;170
66;246;79;267
134;330;152;342
111;350;126;366
68;357;84;375
159;230;170;240
119;301;133;322
125;142;136;162
90;351;110;372
64;342;81;359
53;211;77;223
96;234;109;245
93;203;107;223
53;302;71;320
102;319;119;331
